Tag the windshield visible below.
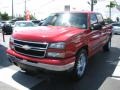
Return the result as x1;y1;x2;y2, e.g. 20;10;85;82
15;22;35;27
42;13;88;29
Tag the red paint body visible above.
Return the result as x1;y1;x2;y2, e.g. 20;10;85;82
7;12;112;71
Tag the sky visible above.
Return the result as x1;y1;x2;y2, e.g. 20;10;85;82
0;0;120;20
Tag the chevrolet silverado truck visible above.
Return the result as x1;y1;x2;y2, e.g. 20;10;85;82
7;11;112;80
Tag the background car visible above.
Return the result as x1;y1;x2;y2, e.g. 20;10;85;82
112;23;120;34
2;21;13;35
0;22;4;29
31;20;41;26
0;22;4;33
13;20;37;33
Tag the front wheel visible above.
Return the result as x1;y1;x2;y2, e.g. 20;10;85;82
72;49;88;80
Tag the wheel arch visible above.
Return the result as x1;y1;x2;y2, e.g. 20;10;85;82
76;45;88;56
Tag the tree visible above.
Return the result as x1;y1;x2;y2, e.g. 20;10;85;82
1;12;9;20
106;1;116;19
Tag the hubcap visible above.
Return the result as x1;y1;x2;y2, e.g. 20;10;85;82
77;53;86;76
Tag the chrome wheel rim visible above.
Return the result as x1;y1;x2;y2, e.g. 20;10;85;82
77;53;86;76
108;41;111;49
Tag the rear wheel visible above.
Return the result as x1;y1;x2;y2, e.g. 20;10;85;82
71;49;88;80
103;39;111;51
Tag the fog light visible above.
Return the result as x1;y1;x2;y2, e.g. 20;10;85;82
47;52;65;58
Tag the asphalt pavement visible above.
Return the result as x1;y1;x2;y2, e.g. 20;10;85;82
0;33;120;90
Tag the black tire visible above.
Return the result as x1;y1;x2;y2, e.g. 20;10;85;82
71;49;88;80
103;39;111;51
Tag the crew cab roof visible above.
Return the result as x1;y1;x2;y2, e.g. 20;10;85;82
54;11;99;14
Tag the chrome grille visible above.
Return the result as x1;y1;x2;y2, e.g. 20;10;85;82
14;39;48;58
14;39;48;49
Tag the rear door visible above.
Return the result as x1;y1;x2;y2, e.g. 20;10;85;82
96;13;109;46
88;13;101;56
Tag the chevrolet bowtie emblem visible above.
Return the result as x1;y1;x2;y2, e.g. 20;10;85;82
21;45;31;50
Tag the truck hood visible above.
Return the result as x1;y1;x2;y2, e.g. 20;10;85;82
12;26;85;42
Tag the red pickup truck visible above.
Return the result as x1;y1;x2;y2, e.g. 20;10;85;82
7;11;112;80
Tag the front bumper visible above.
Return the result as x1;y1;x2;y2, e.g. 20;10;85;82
7;49;75;72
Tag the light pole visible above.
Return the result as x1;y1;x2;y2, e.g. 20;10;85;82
91;0;94;11
88;0;97;11
12;0;14;19
25;0;26;17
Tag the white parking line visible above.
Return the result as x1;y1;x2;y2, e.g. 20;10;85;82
112;61;120;77
0;67;43;90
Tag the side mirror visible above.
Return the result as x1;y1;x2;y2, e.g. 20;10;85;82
101;21;105;26
90;23;102;30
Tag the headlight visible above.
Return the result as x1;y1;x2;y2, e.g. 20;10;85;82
49;42;65;49
47;52;65;58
